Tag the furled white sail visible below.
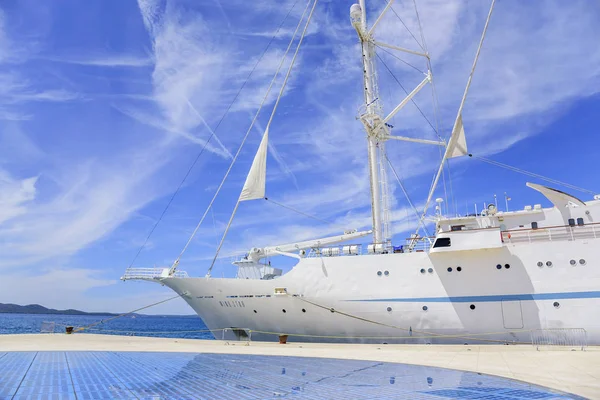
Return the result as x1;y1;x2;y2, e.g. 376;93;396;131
446;114;468;159
239;129;269;202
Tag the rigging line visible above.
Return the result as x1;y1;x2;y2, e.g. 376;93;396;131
288;294;529;343
426;71;451;215
412;0;428;53
418;0;496;231
427;62;444;142
446;157;458;216
207;0;320;276
172;0;314;275
415;0;454;217
264;197;335;226
437;141;449;215
382;149;431;238
124;0;302;271
470;154;596;195
375;52;438;136
384;0;425;52
427;63;455;217
373;43;424;74
74;294;182;333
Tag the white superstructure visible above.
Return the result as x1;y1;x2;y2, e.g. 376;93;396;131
122;1;600;345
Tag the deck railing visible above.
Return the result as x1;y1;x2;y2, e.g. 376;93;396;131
121;267;189;281
530;328;587;351
502;223;598;244
304;239;431;259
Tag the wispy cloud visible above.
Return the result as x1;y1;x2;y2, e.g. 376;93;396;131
10;89;81;103
133;0;232;156
44;54;154;68
0;170;37;225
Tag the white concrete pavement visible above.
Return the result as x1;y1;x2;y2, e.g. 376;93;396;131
0;334;598;399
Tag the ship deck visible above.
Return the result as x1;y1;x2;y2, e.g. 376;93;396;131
0;334;598;399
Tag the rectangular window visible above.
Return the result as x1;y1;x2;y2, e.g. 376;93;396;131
568;218;575;227
433;237;451;248
531;221;538;229
577;218;584;226
450;225;465;231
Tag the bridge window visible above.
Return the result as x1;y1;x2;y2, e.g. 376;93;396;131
433;237;451;248
450;225;465;231
577;218;584;226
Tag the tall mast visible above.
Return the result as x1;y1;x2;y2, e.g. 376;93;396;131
351;1;438;249
351;1;386;245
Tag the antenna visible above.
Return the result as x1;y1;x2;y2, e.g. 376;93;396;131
505;192;511;212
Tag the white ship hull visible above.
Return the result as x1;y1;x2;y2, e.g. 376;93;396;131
162;235;600;344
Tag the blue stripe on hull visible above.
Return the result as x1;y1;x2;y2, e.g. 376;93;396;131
346;291;600;303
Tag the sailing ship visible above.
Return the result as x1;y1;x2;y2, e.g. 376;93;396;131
123;0;600;344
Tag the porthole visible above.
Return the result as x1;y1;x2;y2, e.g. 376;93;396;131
579;259;586;265
427;268;433;274
422;306;428;311
570;259;577;266
553;302;560;309
330;308;335;313
377;271;382;276
384;270;389;276
302;308;306;313
420;268;426;274
496;264;502;270
253;310;257;314
447;267;452;272
537;262;543;267
546;261;553;267
469;304;476;310
457;266;462;272
387;307;392;312
282;309;286;313
504;264;510;269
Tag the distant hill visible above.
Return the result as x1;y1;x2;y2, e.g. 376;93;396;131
0;303;118;316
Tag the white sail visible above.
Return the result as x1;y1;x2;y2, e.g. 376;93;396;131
446;114;468;159
239;129;269;202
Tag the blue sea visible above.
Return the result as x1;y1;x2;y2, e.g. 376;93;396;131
0;313;215;339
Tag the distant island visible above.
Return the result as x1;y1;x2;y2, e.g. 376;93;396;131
0;303;118;316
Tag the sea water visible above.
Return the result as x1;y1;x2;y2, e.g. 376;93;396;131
0;313;214;339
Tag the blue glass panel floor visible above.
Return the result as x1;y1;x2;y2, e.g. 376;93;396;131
0;352;584;399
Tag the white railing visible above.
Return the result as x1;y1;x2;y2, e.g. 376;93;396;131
121;267;189;281
502;224;598;244
404;239;431;252
530;328;587;351
304;240;431;259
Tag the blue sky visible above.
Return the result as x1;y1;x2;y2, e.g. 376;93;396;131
0;0;599;314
